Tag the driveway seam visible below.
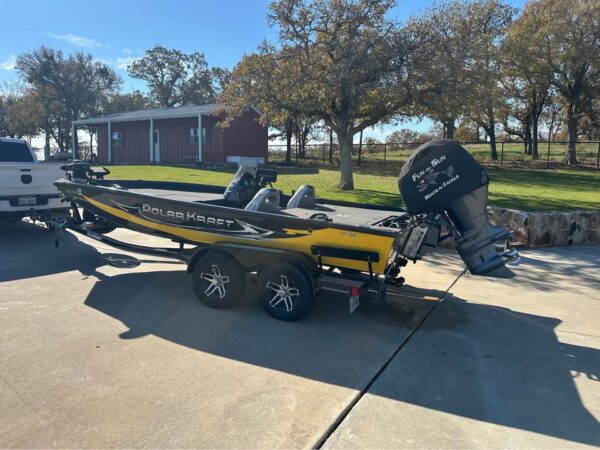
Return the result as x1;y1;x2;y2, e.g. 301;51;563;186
313;268;467;449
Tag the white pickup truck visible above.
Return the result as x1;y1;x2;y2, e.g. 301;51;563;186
0;137;68;222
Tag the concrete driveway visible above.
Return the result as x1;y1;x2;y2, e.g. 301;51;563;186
0;221;598;448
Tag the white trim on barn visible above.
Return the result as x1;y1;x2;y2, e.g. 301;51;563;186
149;117;154;162
73;104;223;126
107;120;112;163
198;114;203;163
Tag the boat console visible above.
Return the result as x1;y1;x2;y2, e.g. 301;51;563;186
223;167;277;207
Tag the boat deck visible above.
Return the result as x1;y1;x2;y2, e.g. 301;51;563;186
132;189;224;203
130;188;405;228
284;205;403;227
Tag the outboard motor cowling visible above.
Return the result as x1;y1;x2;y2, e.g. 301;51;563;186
398;139;511;275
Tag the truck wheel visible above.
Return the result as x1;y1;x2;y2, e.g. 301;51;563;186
192;253;245;309
257;262;314;321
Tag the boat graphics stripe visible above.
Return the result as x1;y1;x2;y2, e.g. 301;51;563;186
110;199;276;239
83;195;394;273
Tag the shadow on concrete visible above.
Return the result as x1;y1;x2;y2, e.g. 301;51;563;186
84;269;439;389
83;269;600;447
425;245;600;296
367;295;600;447
0;221;109;282
515;247;600;295
0;221;177;282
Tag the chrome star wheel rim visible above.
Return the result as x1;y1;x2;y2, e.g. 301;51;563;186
266;275;300;312
200;265;230;299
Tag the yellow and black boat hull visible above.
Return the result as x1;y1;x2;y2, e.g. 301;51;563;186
56;180;399;273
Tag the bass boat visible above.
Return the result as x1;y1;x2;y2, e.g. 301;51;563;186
54;139;519;321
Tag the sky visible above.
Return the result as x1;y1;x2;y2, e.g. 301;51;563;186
0;0;527;140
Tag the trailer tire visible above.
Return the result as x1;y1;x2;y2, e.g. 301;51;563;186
257;262;314;321
192;253;245;309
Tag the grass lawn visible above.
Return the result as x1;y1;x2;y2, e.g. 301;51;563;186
106;164;600;212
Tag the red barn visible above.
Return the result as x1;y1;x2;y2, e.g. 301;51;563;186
72;104;268;165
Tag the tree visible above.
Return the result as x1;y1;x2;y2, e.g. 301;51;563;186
128;45;229;107
582;95;600;140
501;101;533;154
0;93;15;137
454;119;482;142
386;129;420;144
362;136;382;152
128;45;189;107
5;92;44;142
224;0;413;190
294;114;317;158
407;1;473;139
0;95;9;137
386;128;424;151
279;114;296;165
16;47;121;152
540;98;563;141
461;0;516;160
501;2;553;159
0;81;25;138
220;45;299;164
519;0;600;163
103;91;150;114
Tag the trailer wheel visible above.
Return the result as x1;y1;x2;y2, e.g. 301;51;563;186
192;253;245;309
257;262;314;321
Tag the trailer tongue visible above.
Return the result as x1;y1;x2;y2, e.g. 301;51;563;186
54;139;518;321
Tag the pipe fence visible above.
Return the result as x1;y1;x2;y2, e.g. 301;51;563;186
268;140;600;171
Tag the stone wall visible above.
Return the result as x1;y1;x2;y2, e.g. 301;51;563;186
487;207;600;247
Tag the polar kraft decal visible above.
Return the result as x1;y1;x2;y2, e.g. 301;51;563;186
111;200;274;237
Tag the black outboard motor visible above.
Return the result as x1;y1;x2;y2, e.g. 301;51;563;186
398;139;511;275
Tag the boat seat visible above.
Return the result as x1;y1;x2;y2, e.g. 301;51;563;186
287;184;316;209
245;187;281;213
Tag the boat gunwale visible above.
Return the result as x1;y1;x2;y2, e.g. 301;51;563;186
54;179;404;238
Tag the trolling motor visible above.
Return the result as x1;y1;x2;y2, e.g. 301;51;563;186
59;160;110;182
56;160;117;238
398;139;518;275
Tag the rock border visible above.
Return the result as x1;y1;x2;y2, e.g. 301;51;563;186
487;207;600;247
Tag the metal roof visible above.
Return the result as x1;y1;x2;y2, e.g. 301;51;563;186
73;103;222;125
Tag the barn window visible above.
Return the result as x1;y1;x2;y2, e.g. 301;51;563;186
202;127;210;144
111;131;123;146
190;128;199;144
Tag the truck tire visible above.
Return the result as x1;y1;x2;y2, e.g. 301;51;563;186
257;262;314;321
192;253;245;309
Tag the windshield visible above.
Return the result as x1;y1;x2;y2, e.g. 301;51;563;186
0;141;34;163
